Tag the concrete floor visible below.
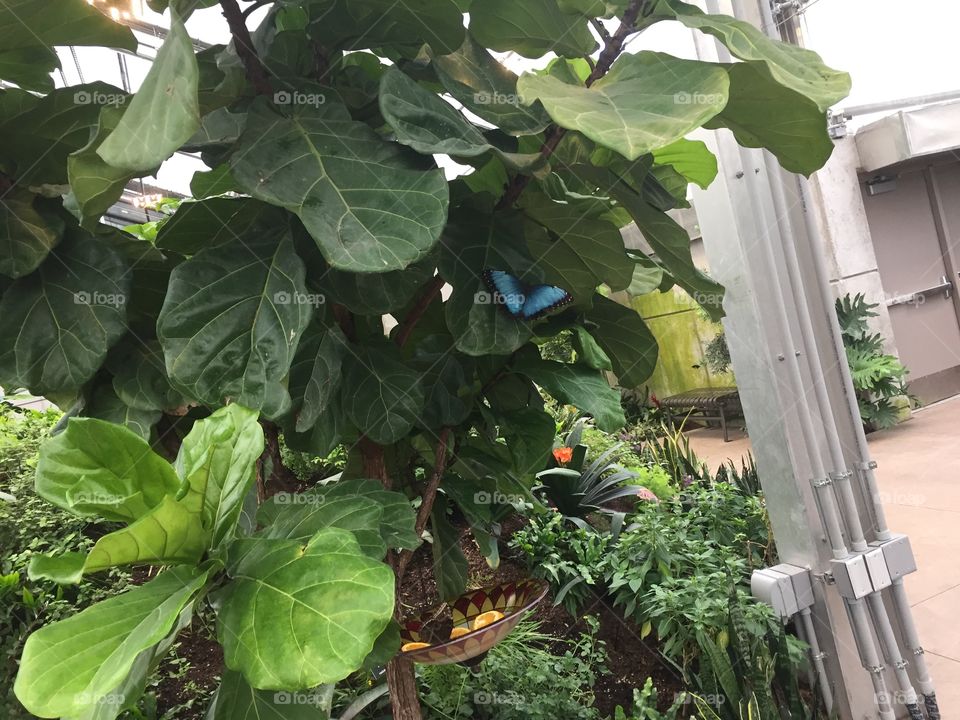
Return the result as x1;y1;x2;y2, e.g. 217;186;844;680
685;395;960;711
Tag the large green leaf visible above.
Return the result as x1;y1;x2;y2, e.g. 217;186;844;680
518;52;729;160
67;104;142;228
84;382;162;440
30;495;209;584
652;138;718;189
586;295;659;388
514;353;625;432
343;345;425;444
154;198;278;256
310;478;420;551
175;405;265;547
98;13;200;172
438;207;534;356
157;227;311;418
705;62;835;175
0;231;129;396
433;34;551;136
319;260;435;316
585;167;725;320
0;0;136;91
379;68;541;171
470;0;597;59
35;417;181;523
654;0;850;112
109;340;188;412
0;189;63;278
501;407;556;476
14;566;207;719
231;99;449;273
207;669;333;720
218;528;394;689
521;192;633;298
431;495;468;602
296;326;346;433
0;83;123;186
258;494;386;559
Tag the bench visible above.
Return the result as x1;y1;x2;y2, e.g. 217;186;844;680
660;387;743;442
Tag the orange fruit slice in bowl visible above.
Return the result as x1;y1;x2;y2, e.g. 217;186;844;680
401;642;431;652
471;610;505;630
449;626;471;639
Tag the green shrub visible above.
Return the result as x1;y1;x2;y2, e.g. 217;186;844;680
614;678;688;720
419;618;607;720
628;464;677;501
582;426;644;468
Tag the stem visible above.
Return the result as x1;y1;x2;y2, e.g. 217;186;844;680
394;427;451;581
358;436;390;488
395;276;445;349
494;0;645;211
220;0;272;96
240;0;272;18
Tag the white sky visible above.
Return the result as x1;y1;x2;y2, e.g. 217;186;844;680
53;0;960;194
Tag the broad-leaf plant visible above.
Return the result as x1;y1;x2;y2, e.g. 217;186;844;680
0;0;849;717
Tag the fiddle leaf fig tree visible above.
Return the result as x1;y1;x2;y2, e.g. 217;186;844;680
1;0;849;718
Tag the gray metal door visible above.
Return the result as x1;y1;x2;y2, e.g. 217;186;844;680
861;164;960;404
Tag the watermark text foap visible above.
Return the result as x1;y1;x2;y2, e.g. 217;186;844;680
474;290;525;307
273;291;326;307
74;291;126;308
274;691;329;706
272;492;326;506
474;690;523;706
473;490;526;506
273;90;326;108
474;91;524;106
674;91;725;105
74;90;126;107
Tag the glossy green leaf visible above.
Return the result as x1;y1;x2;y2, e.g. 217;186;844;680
518;51;729;160
626;263;665;296
190;164;239;198
433;34;551;136
312;478;420;551
586;295;659;388
218;528;395;689
154;198;277;256
343;345;425;444
379;68;542;171
84;383;162;440
67;104;142;228
0;232;129;396
207;669;333;720
0;188;63;278
296;326;346;433
14;566;207;718
175;404;265;547
706;62;835;175
157;227;311;418
35;417;181;523
654;0;850;111
652;138;718;189
231;99;449;273
470;0;598;59
98;14;199;172
0;0;137;52
522;192;633;298
109;340;188;412
501;407;556;476
0;47;56;92
431;495;468;602
514;353;625;432
319;260;435;316
573;326;613;371
258;493;387;559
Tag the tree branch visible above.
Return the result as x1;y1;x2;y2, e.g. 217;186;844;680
494;0;645;211
241;0;272;19
220;0;273;96
394;427;452;581
394;275;445;349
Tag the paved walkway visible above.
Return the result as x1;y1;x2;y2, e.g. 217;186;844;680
686;395;960;711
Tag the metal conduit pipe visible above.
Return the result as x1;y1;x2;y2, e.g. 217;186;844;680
799;607;834;713
847;598;896;720
798;168;941;720
866;593;923;720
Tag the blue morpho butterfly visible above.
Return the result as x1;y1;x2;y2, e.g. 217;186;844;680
483;269;573;320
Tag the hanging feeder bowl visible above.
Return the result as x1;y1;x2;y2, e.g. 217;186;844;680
399;580;548;665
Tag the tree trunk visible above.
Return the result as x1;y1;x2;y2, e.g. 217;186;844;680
386;656;422;720
359;436;424;719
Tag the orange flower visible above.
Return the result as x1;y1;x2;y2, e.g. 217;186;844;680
553;447;573;464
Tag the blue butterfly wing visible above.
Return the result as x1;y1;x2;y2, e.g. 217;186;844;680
521;284;572;319
484;269;527;317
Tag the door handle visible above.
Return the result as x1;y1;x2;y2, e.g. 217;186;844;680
886;276;953;306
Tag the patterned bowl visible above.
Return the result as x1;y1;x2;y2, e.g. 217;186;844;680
399;580;549;665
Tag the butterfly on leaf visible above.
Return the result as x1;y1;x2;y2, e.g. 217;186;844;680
482;269;573;320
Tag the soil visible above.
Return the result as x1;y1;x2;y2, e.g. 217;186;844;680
156;510;687;718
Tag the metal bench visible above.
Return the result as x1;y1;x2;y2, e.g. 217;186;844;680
661;387;743;442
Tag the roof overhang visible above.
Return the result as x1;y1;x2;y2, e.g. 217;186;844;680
855;99;960;172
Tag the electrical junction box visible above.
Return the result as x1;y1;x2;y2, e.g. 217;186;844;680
752;568;798;618
864;547;892;591
769;563;815;610
751;564;814;618
870;533;917;581
831;555;874;600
